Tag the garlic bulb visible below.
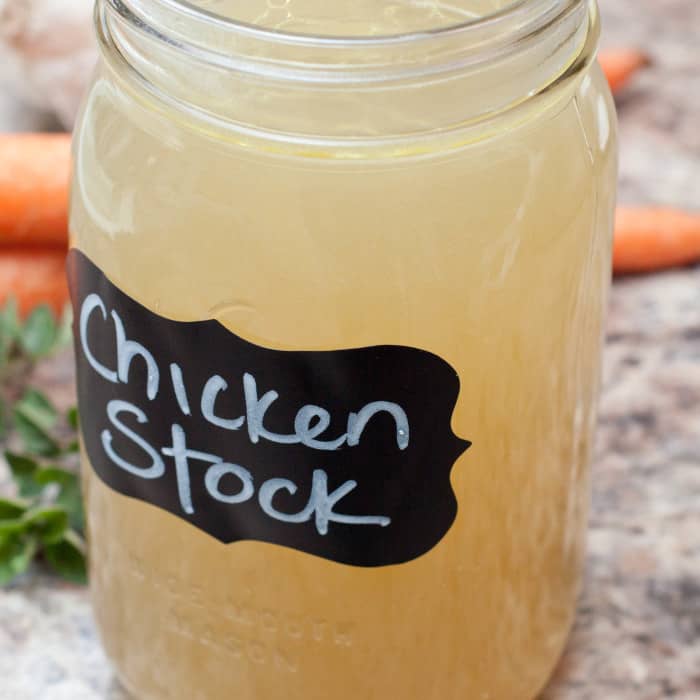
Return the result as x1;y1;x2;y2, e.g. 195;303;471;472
0;0;97;128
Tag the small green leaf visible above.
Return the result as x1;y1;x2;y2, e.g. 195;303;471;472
0;298;20;364
4;452;43;498
13;388;60;456
0;296;19;331
13;412;61;457
44;531;87;585
64;440;80;454
0;535;38;586
57;487;84;533
55;306;74;349
22;506;69;545
35;467;84;533
0;518;27;537
0;497;27;520
14;388;60;455
20;306;58;357
15;389;57;431
66;407;79;431
34;466;75;487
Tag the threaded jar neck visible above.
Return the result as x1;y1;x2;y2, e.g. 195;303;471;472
97;0;600;151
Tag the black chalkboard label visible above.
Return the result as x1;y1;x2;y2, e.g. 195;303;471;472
68;250;471;567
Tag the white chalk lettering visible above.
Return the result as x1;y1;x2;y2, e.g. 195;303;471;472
258;479;315;524
170;363;191;416
111;310;160;401
85;296;408;535
101;400;165;478
347;402;409;450
201;375;245;431
241;374;406;451
308;470;391;535
161;424;220;515
293;405;346;451
205;462;255;504
243;372;300;445
99;409;393;532
80;293;118;384
259;469;391;535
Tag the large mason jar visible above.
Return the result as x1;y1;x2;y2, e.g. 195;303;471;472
69;1;617;698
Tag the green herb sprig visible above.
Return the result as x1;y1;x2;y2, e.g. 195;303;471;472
0;299;85;586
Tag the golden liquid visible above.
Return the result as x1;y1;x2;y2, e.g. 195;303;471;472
70;8;617;696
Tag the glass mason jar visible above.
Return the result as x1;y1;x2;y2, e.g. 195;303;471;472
69;1;617;699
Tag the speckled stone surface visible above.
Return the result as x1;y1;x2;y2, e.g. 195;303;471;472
1;1;698;699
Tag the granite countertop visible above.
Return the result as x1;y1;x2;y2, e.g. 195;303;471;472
1;1;699;699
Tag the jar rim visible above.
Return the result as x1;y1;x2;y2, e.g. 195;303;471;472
107;0;590;83
148;0;566;45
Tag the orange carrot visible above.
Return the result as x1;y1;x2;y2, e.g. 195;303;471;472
614;207;700;274
599;49;650;94
0;133;71;249
0;249;69;316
